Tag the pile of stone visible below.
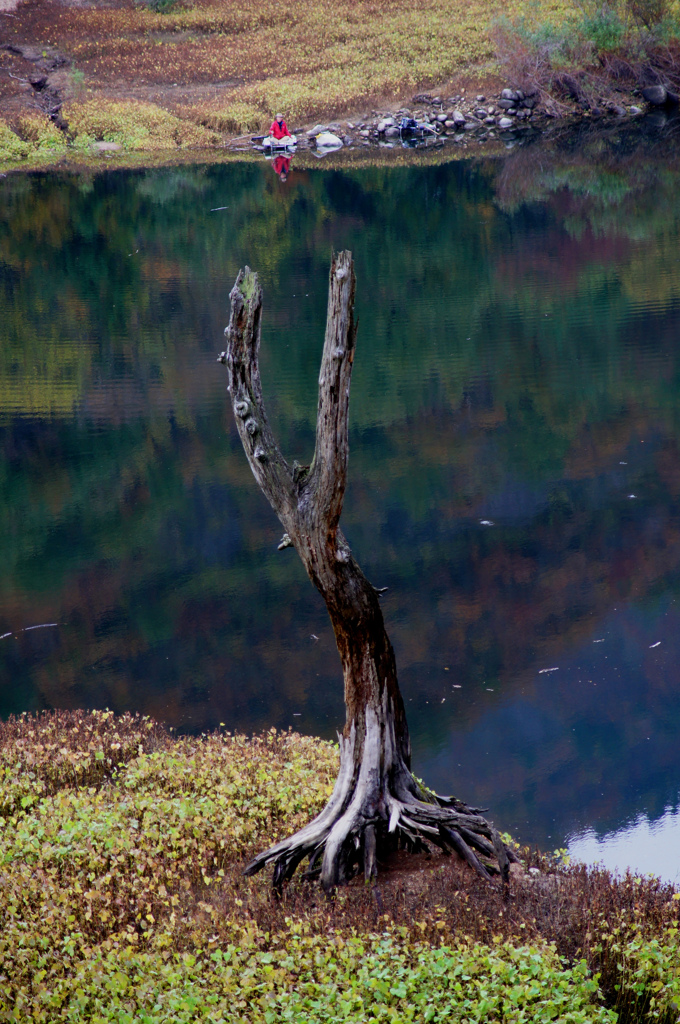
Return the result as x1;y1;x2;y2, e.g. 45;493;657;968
361;87;542;142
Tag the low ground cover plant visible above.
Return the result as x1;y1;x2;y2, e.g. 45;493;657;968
0;711;678;1022
63;99;218;151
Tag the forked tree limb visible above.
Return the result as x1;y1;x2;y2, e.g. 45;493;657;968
220;251;514;889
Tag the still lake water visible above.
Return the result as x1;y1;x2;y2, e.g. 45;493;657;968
2;124;680;879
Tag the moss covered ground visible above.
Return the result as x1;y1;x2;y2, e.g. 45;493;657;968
1;711;679;1022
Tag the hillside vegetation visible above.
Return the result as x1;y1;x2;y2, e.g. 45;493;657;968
7;0;680;164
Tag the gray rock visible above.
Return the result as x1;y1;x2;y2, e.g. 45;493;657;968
611;104;626;116
476;94;485;102
444;120;455;128
498;98;515;109
359;129;370;137
522;97;537;109
436;112;448;122
629;105;642;114
452;110;466;125
501;88;516;100
641;85;667;105
498;116;514;128
384;126;400;137
484;116;495;125
307;123;328;136
463;121;478;130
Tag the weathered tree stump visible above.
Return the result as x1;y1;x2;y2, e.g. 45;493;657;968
220;251;514;889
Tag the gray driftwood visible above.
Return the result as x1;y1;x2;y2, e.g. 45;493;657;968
221;251;514;889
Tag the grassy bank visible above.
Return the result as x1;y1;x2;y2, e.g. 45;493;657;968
1;710;679;1022
2;0;680;169
7;0;679;168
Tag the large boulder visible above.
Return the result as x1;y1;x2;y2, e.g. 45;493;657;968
642;85;667;105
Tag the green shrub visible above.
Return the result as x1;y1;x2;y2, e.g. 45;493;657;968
3;924;616;1024
64;99;218;150
578;6;627;50
0;121;31;163
15;112;68;152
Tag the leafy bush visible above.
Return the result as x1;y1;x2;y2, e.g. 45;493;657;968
492;0;680;108
142;0;182;11
14;113;68;152
0;121;31;162
578;6;627;50
64;99;218;150
4;928;617;1024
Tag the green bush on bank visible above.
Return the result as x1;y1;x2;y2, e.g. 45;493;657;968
64;99;218;151
0;114;68;165
492;0;680;103
6;929;616;1024
1;711;679;1023
0;122;32;163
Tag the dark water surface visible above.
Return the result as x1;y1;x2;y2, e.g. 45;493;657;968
3;127;680;878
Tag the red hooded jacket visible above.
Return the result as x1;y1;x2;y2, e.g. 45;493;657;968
270;118;289;140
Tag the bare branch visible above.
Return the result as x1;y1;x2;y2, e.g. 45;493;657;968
308;251;357;536
222;251;357;556
222;267;297;529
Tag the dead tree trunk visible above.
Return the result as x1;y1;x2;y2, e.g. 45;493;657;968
220;251;514;889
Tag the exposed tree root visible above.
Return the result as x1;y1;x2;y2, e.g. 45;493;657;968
245;698;516;891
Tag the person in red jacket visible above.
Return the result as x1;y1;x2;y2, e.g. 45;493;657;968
270;113;289;140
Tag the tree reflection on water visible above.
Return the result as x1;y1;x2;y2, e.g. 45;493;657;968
2;122;680;866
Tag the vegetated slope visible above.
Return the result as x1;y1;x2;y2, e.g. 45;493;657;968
1;710;679;1022
0;0;564;157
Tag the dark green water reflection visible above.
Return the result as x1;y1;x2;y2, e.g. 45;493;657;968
2;126;680;876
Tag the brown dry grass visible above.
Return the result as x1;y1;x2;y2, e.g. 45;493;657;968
1;0;572;148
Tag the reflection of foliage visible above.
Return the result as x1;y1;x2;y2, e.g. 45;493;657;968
3;149;680;848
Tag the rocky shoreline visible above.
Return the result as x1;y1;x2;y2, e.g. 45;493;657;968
243;85;673;158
